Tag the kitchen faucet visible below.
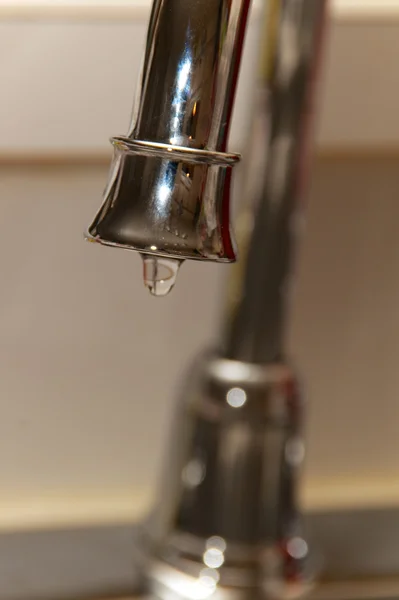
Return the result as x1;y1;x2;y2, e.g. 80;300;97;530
86;1;327;599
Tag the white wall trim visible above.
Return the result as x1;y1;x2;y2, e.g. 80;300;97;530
334;0;399;21
0;0;398;23
0;490;152;533
0;0;153;21
302;477;399;513
3;477;399;533
0;0;262;21
1;147;399;166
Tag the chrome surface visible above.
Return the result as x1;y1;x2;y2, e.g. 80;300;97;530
132;0;325;597
86;0;327;598
221;0;327;364
87;0;252;262
144;351;311;600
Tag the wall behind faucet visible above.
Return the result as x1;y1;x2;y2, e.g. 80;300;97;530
0;2;399;529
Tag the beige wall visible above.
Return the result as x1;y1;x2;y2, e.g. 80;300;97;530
1;3;399;528
1;157;398;527
293;157;399;505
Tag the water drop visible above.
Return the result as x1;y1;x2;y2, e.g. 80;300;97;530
141;253;182;297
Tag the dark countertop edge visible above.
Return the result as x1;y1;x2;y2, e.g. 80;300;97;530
1;507;399;600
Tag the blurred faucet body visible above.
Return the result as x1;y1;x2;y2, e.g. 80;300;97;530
87;0;327;598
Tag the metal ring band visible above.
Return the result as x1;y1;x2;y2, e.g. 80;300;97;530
111;137;241;166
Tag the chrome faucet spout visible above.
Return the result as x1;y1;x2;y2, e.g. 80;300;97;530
86;0;253;264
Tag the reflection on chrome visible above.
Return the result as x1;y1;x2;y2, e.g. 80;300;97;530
149;561;220;600
199;568;220;587
206;537;227;553
155;160;175;217
189;576;218;599
170;51;193;145
182;458;206;488
226;387;247;408
268;135;295;207
198;538;226;596
157;182;171;210
287;537;309;561
203;548;225;569
285;438;306;467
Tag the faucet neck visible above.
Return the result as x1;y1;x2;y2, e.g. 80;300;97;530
145;351;309;599
221;0;328;364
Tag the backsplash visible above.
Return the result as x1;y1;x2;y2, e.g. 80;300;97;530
0;157;399;526
0;5;398;528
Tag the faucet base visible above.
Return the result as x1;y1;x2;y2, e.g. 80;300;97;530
141;350;313;600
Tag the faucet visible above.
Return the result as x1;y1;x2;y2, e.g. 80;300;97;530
86;0;327;599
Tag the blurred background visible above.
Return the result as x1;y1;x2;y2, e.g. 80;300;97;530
0;0;399;533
